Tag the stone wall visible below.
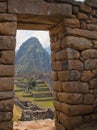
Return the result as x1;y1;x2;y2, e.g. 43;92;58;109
50;2;97;130
1;0;97;130
0;0;16;130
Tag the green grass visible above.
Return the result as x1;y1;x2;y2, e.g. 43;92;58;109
15;86;53;108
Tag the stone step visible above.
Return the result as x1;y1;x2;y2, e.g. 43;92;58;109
32;92;52;98
35;87;50;92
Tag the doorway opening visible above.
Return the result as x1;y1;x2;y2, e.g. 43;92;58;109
13;30;54;129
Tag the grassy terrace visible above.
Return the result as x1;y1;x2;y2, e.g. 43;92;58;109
14;84;54;108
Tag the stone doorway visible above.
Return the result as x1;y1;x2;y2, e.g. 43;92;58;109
1;0;97;130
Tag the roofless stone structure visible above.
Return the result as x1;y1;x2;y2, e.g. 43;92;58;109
0;0;97;129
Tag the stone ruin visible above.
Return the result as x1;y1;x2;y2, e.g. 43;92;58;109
1;0;97;130
14;95;54;121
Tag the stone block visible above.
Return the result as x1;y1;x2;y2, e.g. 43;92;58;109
66;27;97;40
83;94;94;105
51;51;56;62
8;0;72;17
56;48;80;60
81;49;97;59
0;2;7;12
51;61;62;71
0;77;14;91
62;60;83;70
0;91;13;99
50;40;61;51
87;24;97;31
0;36;16;50
90;79;97;89
62;103;93;116
58;70;80;81
52;81;62;92
85;59;97;70
78;12;89;20
0;14;17;22
59;112;82;129
62;81;89;94
81;71;93;81
53;100;62;112
0;51;15;64
0;65;14;76
0;22;17;36
50;21;64;35
55;121;65;130
62;36;92;50
0;121;13;130
53;91;57;100
94;89;97;98
57;92;83;105
80;4;92;13
0;99;13;111
0;112;12;121
64;18;80;28
52;71;58;81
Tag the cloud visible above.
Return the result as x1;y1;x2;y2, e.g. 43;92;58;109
16;30;50;51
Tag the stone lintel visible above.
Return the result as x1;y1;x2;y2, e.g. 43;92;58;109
8;0;72;17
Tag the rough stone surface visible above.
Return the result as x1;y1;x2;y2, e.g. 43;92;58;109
62;81;89;93
85;59;97;70
0;2;7;12
0;51;15;64
0;121;13;130
56;48;80;60
0;22;17;36
58;70;80;81
0;36;16;50
62;36;92;50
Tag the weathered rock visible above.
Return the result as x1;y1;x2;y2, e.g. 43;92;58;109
81;49;97;59
0;112;12;121
56;48;80;60
81;71;93;81
0;36;16;50
64;18;80;28
50;40;61;51
0;22;17;36
0;121;13;130
0;51;15;64
78;12;89;20
80;4;92;13
0;65;14;76
52;81;62;92
57;92;83;104
62;103;93;116
90;79;97;89
55;121;65;130
51;61;62;70
85;59;97;70
62;36;92;50
0;2;7;12
83;94;94;105
62;81;89;93
87;24;97;31
58;70;80;81
52;71;58;81
0;91;13;99
66;27;97;40
0;99;13;111
62;60;83;70
0;77;14;91
59;112;82;129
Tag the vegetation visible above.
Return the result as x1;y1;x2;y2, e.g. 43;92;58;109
14;78;53;108
13;104;22;121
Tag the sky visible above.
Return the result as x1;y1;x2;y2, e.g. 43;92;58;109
16;30;50;51
16;0;84;51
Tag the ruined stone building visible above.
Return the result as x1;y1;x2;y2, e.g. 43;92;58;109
1;0;97;129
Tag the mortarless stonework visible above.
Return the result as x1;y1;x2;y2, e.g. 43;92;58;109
1;0;97;130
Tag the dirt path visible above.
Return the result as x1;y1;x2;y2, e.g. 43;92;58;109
14;119;55;130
